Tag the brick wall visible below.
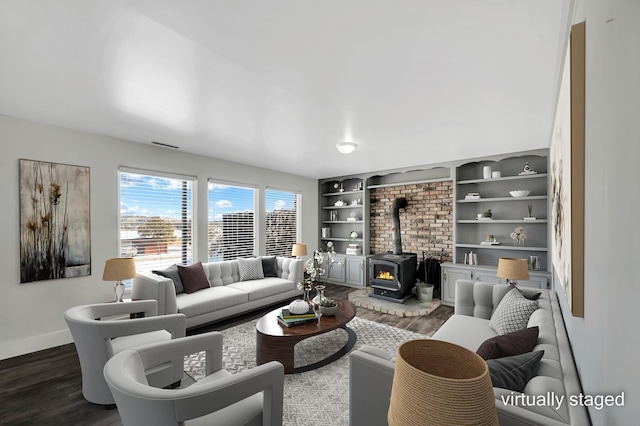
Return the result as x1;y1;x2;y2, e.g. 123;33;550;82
369;181;453;262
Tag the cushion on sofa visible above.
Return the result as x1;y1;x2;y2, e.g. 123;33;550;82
490;288;539;335
152;264;185;294
228;278;295;302
237;258;265;281
177;286;248;317
487;350;544;392
431;314;498;351
261;256;278;277
476;326;539;360
509;283;542;300
177;262;210;294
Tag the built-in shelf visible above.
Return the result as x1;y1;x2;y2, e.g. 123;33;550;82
320;237;364;242
322;190;363;197
322;205;363;209
457;173;548;185
322;220;364;224
457;219;548;224
458;196;547;203
455;243;548;252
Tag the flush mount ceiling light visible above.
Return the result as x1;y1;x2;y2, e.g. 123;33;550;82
336;141;358;154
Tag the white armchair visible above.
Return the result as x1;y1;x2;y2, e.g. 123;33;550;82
64;300;186;405
103;332;284;426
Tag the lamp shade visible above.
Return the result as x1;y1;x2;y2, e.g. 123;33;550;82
102;258;137;281
291;243;308;257
388;339;498;426
496;257;530;281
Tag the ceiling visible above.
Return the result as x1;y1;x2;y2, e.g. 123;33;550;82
0;0;572;179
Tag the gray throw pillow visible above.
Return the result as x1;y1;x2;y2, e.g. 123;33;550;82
487;350;544;392
509;283;542;300
261;256;278;277
490;288;539;335
238;258;264;281
152;264;185;294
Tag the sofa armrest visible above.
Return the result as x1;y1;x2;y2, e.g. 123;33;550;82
132;272;179;316
276;257;302;286
349;346;396;426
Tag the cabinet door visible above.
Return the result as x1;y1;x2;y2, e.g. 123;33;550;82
442;267;472;306
516;278;547;289
328;255;346;284
472;270;503;284
345;257;365;287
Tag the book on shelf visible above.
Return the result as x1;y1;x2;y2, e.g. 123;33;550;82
277;314;319;327
281;308;316;320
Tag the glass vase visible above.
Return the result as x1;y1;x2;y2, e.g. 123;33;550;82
312;285;326;305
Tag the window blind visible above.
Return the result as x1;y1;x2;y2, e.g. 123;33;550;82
208;181;256;261
265;188;300;257
119;169;194;280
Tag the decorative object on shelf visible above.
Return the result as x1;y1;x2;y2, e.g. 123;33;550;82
519;162;538;175
509;190;531;198
347;211;358;221
491;171;501;178
483;209;493;218
322;227;331;238
510;227;527;245
350;199;360;206
334;200;345;206
318;297;338;316
336;141;358;154
465;192;481;200
387;340;498;426
529;256;540;271
330;210;338;221
497;257;530;286
524;204;537;220
103;258;137;302
349;230;359;240
464;251;477;265
346;243;361;255
480;235;500;246
483;165;492;179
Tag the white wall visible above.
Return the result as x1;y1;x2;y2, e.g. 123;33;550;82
0;114;319;360
553;0;640;423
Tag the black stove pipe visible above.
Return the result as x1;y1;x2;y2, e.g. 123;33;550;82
391;197;408;255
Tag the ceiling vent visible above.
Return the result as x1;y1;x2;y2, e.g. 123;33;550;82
151;141;180;149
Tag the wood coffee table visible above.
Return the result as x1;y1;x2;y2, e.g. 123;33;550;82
256;299;357;374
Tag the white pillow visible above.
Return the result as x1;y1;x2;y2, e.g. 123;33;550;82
237;258;265;281
490;288;539;335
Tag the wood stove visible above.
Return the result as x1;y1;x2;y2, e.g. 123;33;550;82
369;253;417;303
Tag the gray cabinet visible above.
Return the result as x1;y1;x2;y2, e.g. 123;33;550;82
345;256;367;287
441;263;550;306
441;265;472;305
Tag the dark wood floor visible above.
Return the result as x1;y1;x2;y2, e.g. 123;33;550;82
0;284;452;425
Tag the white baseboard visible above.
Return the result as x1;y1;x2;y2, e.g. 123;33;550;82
0;329;73;361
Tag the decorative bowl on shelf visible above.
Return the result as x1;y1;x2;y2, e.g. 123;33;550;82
509;190;530;198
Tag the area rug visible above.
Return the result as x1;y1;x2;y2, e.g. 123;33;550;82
184;317;426;426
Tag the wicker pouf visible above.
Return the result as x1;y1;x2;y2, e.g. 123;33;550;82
388;339;498;426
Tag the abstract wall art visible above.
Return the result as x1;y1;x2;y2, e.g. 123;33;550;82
19;159;91;283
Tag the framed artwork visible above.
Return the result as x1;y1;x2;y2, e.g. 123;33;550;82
550;22;585;317
19;159;91;283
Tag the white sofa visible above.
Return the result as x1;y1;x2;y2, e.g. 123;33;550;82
132;256;302;329
349;280;590;426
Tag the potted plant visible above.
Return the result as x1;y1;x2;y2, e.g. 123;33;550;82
318;297;338;316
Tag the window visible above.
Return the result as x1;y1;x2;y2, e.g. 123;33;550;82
119;169;195;279
265;188;300;257
208;181;257;261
